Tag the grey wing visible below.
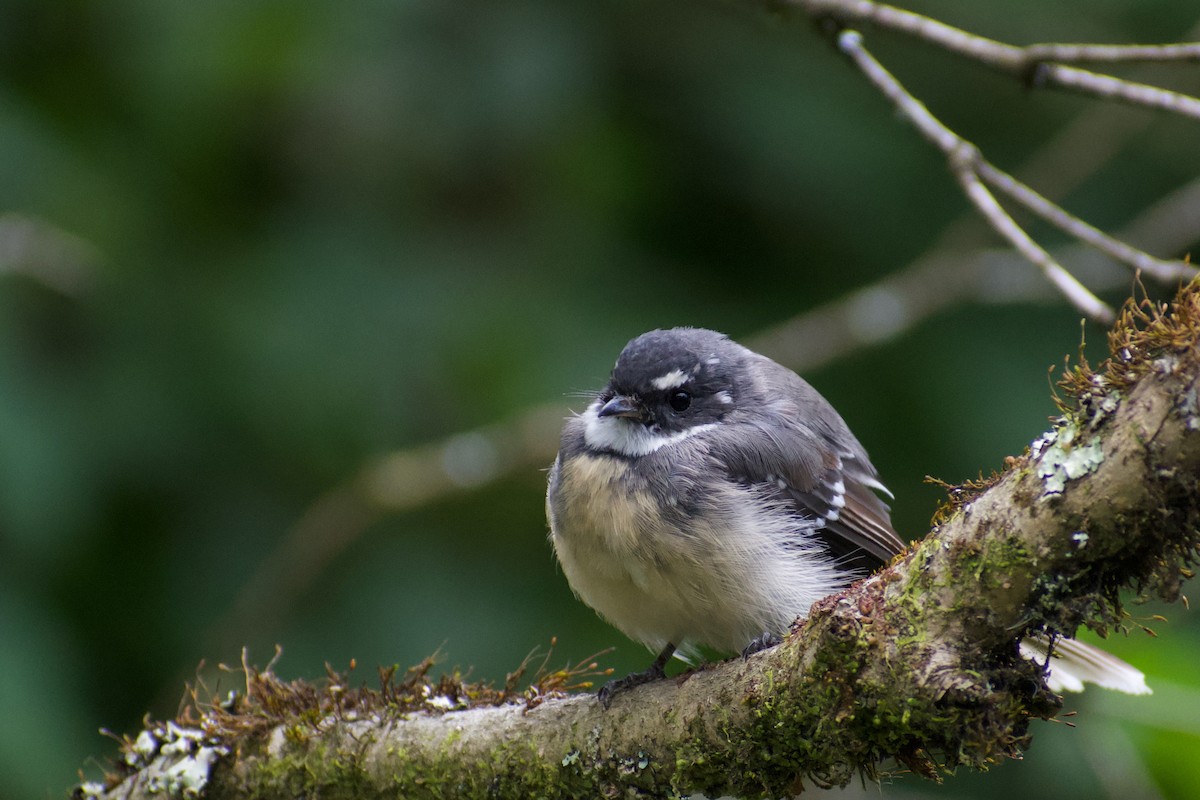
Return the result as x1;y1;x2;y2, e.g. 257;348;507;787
792;451;905;575
707;386;906;575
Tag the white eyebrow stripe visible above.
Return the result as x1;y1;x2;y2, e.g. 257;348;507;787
651;369;689;391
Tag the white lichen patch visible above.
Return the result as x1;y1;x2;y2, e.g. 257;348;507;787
420;682;467;711
127;729;159;766
74;781;106;798
426;694;457;710
266;726;289;759
1030;426;1058;459
150;746;225;798
1085;392;1120;428
1070;384;1122;430
1154;353;1180;374
122;720;229;798
1179;383;1200;431
1037;424;1104;496
159;722;205;757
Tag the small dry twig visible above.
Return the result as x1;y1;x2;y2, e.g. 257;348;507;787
775;0;1200;322
795;0;1200;118
836;28;1117;323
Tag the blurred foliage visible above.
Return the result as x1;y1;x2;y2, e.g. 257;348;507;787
0;1;1198;797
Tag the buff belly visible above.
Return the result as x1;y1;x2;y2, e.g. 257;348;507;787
548;453;831;654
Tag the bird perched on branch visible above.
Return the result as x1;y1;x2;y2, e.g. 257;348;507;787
546;327;1148;706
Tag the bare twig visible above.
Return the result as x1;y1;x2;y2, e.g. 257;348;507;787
796;0;1200;119
836;28;1117;323
754;170;1200;368
1021;42;1200;64
974;161;1196;284
1040;64;1200;119
955;155;1117;324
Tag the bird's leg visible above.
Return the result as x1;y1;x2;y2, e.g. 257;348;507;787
598;642;675;708
741;631;782;659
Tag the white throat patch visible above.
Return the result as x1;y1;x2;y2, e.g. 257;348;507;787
581;402;714;457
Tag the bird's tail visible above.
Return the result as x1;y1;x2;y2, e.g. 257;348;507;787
1020;636;1150;695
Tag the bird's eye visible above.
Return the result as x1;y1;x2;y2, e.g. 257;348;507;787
669;390;692;412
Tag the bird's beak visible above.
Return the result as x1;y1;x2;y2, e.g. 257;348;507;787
597;395;647;421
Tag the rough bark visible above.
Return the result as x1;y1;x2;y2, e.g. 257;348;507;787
81;289;1200;800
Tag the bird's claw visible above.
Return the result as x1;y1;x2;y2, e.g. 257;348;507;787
597;662;667;708
741;631;782;659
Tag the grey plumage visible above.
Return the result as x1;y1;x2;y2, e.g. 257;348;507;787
547;327;1148;698
547;327;897;656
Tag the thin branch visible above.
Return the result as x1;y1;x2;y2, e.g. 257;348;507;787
1021;42;1200;64
797;0;1200;119
953;152;1117;324
974;161;1196;284
836;28;1116;324
1041;63;1200;119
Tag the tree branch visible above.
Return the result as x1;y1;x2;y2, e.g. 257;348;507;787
794;0;1200;118
83;284;1200;799
836;25;1118;325
805;1;1198;322
972;160;1196;285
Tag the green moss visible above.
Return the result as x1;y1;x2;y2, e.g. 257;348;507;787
658;577;1033;796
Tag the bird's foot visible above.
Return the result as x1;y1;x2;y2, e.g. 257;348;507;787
741;631;782;659
598;642;676;708
597;661;667;708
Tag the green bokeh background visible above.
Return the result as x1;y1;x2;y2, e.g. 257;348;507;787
1;1;1198;797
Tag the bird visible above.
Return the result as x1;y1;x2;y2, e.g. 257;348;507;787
545;327;1148;706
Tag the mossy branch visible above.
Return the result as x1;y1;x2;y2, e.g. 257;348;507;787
83;284;1200;799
